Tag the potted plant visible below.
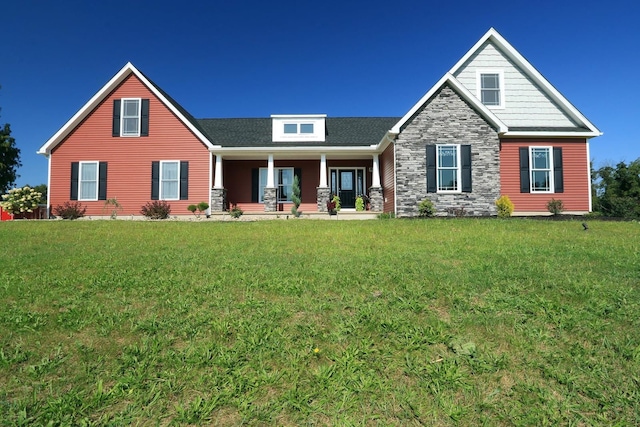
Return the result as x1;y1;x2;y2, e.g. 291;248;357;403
327;194;340;216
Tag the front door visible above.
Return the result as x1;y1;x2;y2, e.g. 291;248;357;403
331;169;365;209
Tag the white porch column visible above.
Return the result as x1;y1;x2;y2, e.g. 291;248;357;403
372;154;381;187
267;154;275;188
214;154;223;189
319;154;328;187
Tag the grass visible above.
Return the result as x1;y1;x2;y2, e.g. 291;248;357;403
0;218;639;425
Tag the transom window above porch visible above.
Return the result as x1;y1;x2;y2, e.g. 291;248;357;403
271;114;326;142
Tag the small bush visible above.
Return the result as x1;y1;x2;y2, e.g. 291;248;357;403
54;201;86;220
547;198;564;215
141;201;171;219
229;203;243;219
418;199;435;217
1;186;43;214
355;196;365;212
495;195;514;218
332;194;341;212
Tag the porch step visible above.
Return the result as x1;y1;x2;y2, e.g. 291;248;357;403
208;211;380;221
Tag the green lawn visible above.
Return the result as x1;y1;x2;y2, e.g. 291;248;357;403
1;219;639;425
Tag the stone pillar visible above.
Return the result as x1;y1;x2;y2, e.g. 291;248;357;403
369;187;383;212
317;187;331;212
210;188;227;212
263;187;277;212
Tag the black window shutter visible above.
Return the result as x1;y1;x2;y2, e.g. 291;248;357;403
519;147;530;193
112;100;121;137
294;167;302;201
70;162;79;200
251;168;259;203
140;99;149;136
180;161;189;200
426;145;437;193
461;145;472;193
98;162;108;200
151;161;160;200
553;147;564;193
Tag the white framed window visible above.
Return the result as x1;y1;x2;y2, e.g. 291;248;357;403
530;147;553;193
282;123;314;135
437;145;461;193
79;161;99;201
121;98;141;136
160;161;180;200
259;167;294;202
477;70;504;108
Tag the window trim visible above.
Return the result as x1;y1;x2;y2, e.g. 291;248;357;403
282;122;314;135
258;167;294;203
436;144;462;193
121;98;141;137
78;161;99;201
476;69;505;109
159;160;181;201
529;146;554;193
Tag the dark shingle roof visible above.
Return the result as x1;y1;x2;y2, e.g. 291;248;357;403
197;117;400;147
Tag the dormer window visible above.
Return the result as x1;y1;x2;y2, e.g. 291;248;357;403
477;70;505;109
271;115;326;142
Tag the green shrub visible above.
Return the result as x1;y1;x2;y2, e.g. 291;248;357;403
355;196;365;211
332;194;341;212
495;195;514;218
1;186;43;214
547;198;564;215
141;201;171;219
229;203;243;219
291;176;302;218
53;201;86;220
418;199;435;217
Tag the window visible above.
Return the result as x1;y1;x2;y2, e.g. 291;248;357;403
530;148;552;192
477;70;504;108
151;161;188;200
519;147;563;193
112;99;149;137
437;145;460;192
282;123;314;135
160;161;180;200
121;99;141;136
258;167;295;202
79;162;98;200
71;161;107;201
427;145;472;194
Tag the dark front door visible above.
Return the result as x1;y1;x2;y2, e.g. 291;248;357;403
337;170;356;208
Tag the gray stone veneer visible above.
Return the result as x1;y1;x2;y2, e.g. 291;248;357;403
368;187;383;212
263;188;277;212
394;85;500;217
210;188;227;212
317;187;331;212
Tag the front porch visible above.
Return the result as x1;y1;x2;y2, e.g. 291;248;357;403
209;153;385;213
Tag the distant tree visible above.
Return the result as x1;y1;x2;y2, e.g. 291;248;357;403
0;88;22;194
594;159;640;218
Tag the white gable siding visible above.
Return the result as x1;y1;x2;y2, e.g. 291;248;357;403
453;42;578;128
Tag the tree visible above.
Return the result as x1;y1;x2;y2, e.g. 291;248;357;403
0;90;22;194
594;159;640;218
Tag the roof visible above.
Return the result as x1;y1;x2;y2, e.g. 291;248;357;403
199;117;400;147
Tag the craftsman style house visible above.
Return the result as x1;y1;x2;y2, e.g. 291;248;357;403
38;28;600;217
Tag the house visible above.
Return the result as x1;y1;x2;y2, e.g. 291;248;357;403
38;28;600;218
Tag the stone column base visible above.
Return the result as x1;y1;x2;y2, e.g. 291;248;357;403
263;188;277;212
210;188;227;212
369;187;383;212
317;187;331;212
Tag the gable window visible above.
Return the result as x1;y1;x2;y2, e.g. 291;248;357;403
151;161;189;200
257;167;299;202
284;124;297;134
477;70;504;108
300;124;314;134
70;161;107;201
282;123;314;135
427;145;472;194
112;99;149;137
519;147;564;193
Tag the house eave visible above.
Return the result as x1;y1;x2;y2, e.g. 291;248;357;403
502;131;602;138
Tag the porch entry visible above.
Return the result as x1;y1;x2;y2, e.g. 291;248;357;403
330;168;366;209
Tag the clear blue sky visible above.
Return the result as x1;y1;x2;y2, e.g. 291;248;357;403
2;0;638;188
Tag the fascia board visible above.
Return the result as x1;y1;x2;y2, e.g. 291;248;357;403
503;131;602;138
450;28;601;135
391;73;508;134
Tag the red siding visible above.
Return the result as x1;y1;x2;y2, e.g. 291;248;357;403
380;142;395;213
50;74;210;217
500;138;590;213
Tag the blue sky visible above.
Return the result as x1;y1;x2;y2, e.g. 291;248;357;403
2;0;638;188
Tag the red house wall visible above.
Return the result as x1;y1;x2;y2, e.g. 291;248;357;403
500;138;590;213
50;74;211;217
